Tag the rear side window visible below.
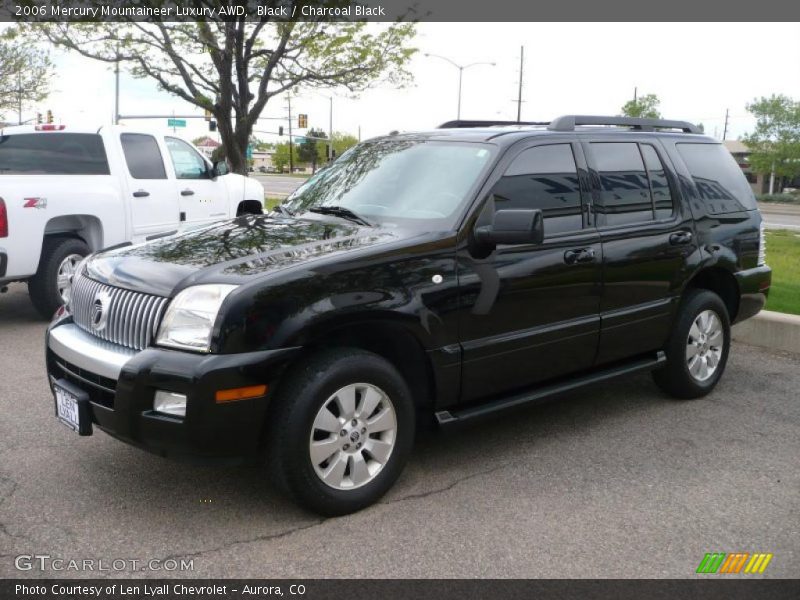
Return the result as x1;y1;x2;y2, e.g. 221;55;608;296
0;133;110;175
493;143;583;236
640;144;675;220
676;143;757;213
121;134;167;180
591;142;653;226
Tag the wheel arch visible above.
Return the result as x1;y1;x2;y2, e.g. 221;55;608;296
290;319;437;411
43;215;104;251
683;266;740;321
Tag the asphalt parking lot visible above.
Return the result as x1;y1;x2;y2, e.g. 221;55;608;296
0;283;798;579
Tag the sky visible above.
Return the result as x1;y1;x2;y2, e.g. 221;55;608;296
12;22;800;144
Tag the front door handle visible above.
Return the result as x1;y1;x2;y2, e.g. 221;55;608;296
669;231;693;245
132;190;149;198
180;189;195;196
564;247;596;265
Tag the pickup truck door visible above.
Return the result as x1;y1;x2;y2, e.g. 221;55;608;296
119;133;181;241
164;136;230;225
457;141;602;403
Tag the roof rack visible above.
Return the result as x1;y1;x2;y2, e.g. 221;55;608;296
438;119;549;129
547;115;701;134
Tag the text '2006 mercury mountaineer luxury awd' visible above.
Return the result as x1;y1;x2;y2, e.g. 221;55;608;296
46;116;772;515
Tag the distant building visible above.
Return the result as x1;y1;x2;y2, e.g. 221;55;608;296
723;140;770;194
723;140;800;195
193;136;221;159
251;150;275;171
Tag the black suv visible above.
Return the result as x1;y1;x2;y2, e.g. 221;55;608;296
45;116;771;515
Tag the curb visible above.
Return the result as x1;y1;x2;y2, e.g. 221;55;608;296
733;310;800;355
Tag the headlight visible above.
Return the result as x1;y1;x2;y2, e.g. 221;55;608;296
156;284;238;352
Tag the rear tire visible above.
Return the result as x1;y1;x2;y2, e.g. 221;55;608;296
28;237;89;319
266;348;415;516
652;289;731;399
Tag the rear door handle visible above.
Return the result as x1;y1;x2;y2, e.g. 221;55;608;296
564;247;596;264
132;190;150;198
669;231;693;245
180;189;195;196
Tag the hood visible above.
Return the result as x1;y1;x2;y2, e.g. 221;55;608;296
84;215;397;297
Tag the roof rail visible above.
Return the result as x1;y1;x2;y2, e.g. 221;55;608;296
548;115;702;134
438;119;549;129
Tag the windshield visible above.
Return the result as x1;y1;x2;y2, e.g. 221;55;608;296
283;139;494;228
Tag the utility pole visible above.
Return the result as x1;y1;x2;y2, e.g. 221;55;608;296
287;93;294;174
722;108;729;140
516;46;524;122
634;86;637;102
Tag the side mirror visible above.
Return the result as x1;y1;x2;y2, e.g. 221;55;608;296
212;160;229;178
474;209;544;246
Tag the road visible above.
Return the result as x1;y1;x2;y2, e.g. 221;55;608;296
0;283;798;578
761;204;800;231
252;174;306;198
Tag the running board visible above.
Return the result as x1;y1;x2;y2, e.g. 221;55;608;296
435;351;666;426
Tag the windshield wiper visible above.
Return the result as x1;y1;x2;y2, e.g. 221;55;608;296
308;205;372;227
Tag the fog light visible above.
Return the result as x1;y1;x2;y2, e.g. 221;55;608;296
154;391;187;418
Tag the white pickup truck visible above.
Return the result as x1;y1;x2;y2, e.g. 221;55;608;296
0;124;265;317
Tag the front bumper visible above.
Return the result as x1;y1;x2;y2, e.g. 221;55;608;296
46;321;300;463
734;265;772;323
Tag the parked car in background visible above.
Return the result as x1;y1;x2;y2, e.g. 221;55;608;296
0;124;265;317
45;116;770;516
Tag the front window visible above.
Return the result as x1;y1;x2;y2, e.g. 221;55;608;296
283;139;495;229
166;137;211;179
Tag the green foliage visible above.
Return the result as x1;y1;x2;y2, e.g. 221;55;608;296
0;34;52;121
272;142;299;173
742;95;800;181
25;12;416;173
330;131;359;158
298;128;327;171
757;193;800;204
764;230;800;315
621;93;661;119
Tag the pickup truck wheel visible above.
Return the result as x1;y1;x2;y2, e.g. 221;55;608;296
266;348;415;516
28;237;89;319
652;289;731;399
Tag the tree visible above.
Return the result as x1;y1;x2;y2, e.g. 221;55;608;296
621;93;661;119
329;131;359;159
30;13;416;174
272;141;298;173
298;128;327;173
742;95;800;187
0;33;52;124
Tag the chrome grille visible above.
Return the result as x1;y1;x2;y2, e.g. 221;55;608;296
71;272;169;351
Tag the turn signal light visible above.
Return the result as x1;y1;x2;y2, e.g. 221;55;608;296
215;384;268;403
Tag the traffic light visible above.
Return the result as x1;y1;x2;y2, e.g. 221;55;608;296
36;113;42;125
278;126;284;136
298;114;307;128
204;108;212;122
209;120;217;132
46;110;53;124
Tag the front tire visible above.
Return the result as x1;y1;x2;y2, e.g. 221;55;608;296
28;237;89;319
652;289;731;399
266;348;415;516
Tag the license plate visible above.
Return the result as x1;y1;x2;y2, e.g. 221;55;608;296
52;379;92;435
